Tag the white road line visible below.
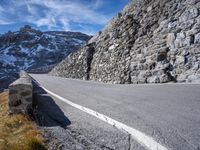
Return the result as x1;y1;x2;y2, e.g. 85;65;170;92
39;85;169;150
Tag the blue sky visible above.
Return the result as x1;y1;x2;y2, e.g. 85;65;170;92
0;0;129;35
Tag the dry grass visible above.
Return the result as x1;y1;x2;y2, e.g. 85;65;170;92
0;92;46;150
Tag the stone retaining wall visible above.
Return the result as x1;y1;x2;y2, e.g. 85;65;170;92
9;71;33;114
50;0;200;84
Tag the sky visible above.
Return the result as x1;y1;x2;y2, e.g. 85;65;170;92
0;0;129;35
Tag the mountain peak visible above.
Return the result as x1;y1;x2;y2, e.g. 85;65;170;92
19;25;41;34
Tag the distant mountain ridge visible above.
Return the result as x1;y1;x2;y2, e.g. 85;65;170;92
50;0;200;84
0;25;91;91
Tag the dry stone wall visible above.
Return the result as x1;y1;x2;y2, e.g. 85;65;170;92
50;0;200;84
50;43;95;80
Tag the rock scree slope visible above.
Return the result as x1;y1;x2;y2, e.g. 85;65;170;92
50;0;200;84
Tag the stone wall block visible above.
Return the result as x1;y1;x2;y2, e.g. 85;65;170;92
179;7;199;22
167;33;176;49
195;32;200;43
8;71;33;115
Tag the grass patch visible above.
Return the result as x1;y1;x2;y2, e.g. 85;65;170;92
0;92;46;150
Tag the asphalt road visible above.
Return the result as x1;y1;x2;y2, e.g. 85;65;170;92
32;82;141;150
30;74;200;150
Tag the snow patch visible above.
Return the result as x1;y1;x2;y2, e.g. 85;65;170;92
0;54;17;65
43;33;56;39
19;45;29;54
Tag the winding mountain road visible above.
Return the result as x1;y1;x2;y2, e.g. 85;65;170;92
30;74;200;150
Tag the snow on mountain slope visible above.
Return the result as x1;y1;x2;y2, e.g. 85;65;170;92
0;25;91;91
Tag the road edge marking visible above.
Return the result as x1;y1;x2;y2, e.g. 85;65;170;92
39;85;169;150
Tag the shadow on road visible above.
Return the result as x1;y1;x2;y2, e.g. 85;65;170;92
32;82;71;128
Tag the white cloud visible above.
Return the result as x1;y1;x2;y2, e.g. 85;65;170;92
93;0;104;9
0;5;4;12
0;0;112;33
0;5;14;25
30;0;109;24
0;20;13;25
60;18;70;31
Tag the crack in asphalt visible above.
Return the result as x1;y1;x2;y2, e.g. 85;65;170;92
174;127;197;149
128;133;131;150
100;145;114;150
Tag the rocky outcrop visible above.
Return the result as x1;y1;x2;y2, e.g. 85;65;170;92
9;71;33;115
50;0;200;84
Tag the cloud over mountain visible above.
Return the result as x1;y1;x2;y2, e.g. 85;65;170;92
0;0;127;34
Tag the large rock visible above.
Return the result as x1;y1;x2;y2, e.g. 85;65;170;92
50;0;200;84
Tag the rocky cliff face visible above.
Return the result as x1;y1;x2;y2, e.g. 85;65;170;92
50;0;200;84
0;25;90;91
